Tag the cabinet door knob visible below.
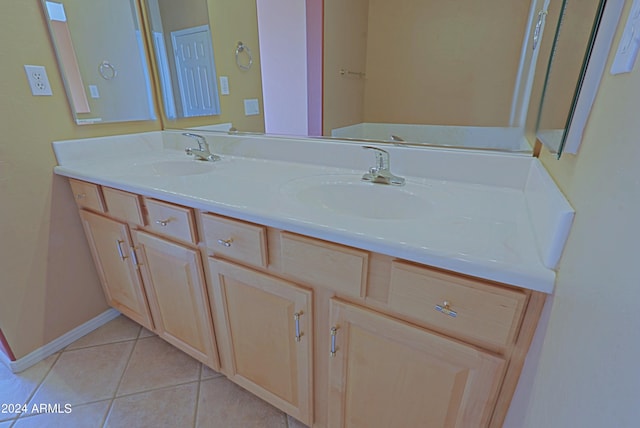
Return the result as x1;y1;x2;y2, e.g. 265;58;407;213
217;238;233;247
435;301;457;318
294;312;302;342
155;219;170;226
330;326;338;357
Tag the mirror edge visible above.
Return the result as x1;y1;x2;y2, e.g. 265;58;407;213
560;0;625;157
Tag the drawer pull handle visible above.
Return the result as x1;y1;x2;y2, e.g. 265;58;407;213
76;193;86;200
130;247;141;267
155;219;171;226
330;327;338;357
294;312;302;342
435;301;457;318
217;238;233;247
115;240;128;261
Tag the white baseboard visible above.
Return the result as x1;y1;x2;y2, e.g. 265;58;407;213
1;308;120;373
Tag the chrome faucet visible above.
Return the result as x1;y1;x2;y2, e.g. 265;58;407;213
182;133;221;162
361;146;405;186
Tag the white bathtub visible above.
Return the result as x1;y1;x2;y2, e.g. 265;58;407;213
331;123;532;152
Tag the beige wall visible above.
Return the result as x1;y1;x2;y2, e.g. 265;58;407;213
362;0;528;127
506;2;640;426
0;1;161;359
323;0;369;135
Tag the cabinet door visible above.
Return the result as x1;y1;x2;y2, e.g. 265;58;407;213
79;210;153;330
208;258;313;426
328;299;506;428
133;230;219;370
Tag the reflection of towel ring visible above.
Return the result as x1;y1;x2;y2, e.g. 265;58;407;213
98;61;117;80
235;42;253;71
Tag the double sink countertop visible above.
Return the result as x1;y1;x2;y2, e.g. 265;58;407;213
53;131;574;294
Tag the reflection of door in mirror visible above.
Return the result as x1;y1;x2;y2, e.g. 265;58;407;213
171;26;221;118
42;0;156;125
146;0;220;120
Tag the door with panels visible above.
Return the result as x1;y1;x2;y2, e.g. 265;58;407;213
328;299;506;428
79;210;153;330
208;258;313;426
132;230;220;370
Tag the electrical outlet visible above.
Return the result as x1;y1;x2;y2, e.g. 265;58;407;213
24;65;53;96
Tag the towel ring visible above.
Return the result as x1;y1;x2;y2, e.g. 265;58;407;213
98;61;117;80
235;42;253;71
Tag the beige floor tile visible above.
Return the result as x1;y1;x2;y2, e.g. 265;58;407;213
105;382;197;428
196;377;287;428
0;353;59;421
29;341;134;406
138;327;156;339
12;400;110;428
201;364;223;380
287;414;309;428
66;315;141;351
116;336;200;396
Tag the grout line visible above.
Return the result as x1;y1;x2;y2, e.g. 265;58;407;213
17;351;63;420
110;379;202;401
62;336;140;353
7;414;18;428
11;398;113;424
102;334;139;428
193;365;203;428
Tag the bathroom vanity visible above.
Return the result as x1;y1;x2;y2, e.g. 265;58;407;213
53;131;573;427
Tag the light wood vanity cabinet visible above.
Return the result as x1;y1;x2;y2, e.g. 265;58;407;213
208;258;313;425
70;178;106;213
78;210;153;331
328;299;505;428
132;230;219;370
69;179;545;428
71;182;220;370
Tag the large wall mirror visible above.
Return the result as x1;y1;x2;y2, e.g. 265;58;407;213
535;0;606;157
42;0;156;124
145;0;221;120
42;0;620;156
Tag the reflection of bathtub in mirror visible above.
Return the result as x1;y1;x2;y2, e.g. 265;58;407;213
331;123;532;152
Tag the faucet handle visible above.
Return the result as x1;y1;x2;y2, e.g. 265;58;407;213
182;132;209;151
361;145;405;186
362;145;389;170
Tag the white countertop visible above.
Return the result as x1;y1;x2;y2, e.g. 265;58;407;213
53;131;574;294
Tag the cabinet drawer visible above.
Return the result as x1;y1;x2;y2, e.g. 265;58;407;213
388;261;527;351
280;232;368;298
201;213;268;268
69;179;105;213
103;187;145;226
144;198;197;244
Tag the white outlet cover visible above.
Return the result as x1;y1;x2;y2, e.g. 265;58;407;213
89;85;100;98
610;0;640;74
244;98;260;116
220;76;230;95
24;65;53;96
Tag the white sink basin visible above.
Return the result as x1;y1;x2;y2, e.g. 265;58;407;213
131;160;217;176
281;174;433;220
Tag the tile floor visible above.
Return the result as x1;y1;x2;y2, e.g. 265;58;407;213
0;316;308;428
